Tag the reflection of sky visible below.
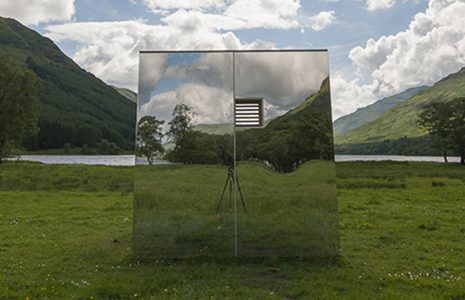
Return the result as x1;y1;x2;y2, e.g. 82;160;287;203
168;53;200;66
138;51;329;126
151;78;183;95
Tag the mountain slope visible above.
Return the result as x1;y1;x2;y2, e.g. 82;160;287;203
333;86;427;136
337;67;465;145
114;87;137;103
0;17;136;150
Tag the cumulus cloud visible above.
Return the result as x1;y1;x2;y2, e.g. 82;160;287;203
223;0;301;29
141;0;225;12
43;0;335;93
350;0;465;96
366;0;395;11
305;10;336;31
0;0;75;25
330;73;378;120
146;0;333;31
45;20;243;90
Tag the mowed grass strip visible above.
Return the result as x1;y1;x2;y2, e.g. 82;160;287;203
0;161;464;299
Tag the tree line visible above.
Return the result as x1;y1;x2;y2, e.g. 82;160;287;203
137;102;334;173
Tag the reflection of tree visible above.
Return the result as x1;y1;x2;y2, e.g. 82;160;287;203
418;97;465;165
251;111;333;172
136;116;164;165
167;104;196;143
164;78;335;172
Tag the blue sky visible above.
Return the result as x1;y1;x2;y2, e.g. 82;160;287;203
1;0;464;119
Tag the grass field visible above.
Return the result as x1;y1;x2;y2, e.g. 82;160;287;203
1;161;464;299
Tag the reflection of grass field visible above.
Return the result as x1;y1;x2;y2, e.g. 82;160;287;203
133;161;339;259
0;161;464;298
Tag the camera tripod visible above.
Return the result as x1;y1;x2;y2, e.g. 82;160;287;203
216;163;248;214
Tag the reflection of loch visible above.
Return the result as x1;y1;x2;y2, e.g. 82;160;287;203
134;50;340;259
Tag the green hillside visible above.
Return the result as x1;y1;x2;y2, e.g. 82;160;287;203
114;86;137;103
0;17;136;150
337;67;465;146
333;86;427;137
193;123;234;135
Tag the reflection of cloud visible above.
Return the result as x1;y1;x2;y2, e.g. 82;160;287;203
165;53;233;90
235;52;329;111
138;53;168;107
140;83;233;125
139;51;329;125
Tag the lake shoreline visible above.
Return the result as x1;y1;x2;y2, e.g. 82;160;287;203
4;154;462;166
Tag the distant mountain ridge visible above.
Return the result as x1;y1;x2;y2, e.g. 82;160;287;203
333;86;428;136
0;16;136;150
335;66;465;155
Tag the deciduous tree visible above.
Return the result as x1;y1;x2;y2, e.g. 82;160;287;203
418;98;465;165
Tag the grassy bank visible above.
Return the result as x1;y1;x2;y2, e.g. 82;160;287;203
0;161;464;299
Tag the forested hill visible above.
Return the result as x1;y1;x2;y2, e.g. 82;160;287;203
0;16;136;151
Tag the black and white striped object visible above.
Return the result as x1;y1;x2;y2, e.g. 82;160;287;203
234;98;263;127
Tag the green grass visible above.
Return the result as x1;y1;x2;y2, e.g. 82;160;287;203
1;161;465;299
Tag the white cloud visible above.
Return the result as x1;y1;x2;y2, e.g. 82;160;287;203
330;73;378;120
350;0;465;96
223;0;301;29
366;0;395;11
45;20;244;90
160;1;319;31
0;0;75;25
141;0;225;12
43;0;335;93
145;0;334;31
305;10;335;31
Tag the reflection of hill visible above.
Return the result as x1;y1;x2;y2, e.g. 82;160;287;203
246;77;334;172
266;77;332;128
193;119;273;135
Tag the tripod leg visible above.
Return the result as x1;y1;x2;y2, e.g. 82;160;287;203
229;176;233;209
216;174;230;214
235;175;248;215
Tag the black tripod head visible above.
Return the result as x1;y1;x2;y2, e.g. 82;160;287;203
227;156;234;173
